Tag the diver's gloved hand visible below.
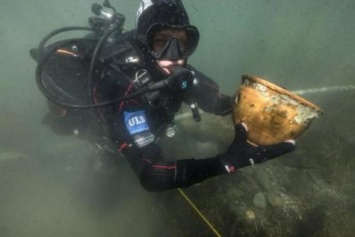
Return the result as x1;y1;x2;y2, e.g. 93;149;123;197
218;123;295;172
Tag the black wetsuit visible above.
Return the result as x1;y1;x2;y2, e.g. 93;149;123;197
39;30;232;192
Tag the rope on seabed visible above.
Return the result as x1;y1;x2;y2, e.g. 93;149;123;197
178;188;222;237
292;85;355;95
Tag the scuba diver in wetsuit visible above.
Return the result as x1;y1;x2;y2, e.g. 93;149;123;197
31;0;295;192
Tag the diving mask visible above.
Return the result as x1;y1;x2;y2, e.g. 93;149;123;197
146;24;200;60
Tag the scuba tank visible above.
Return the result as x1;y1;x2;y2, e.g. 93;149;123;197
32;0;126;109
32;0;194;110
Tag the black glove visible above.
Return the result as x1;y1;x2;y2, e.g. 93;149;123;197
218;123;295;172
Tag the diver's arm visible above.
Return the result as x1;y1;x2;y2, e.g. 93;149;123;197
121;123;294;192
106;85;294;192
121;143;226;192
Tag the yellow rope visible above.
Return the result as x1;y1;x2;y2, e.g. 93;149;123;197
178;188;222;237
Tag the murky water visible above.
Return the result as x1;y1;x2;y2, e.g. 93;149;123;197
1;0;354;236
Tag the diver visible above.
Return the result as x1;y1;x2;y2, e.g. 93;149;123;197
31;0;295;192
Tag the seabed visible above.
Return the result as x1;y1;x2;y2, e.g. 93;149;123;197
1;91;354;237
